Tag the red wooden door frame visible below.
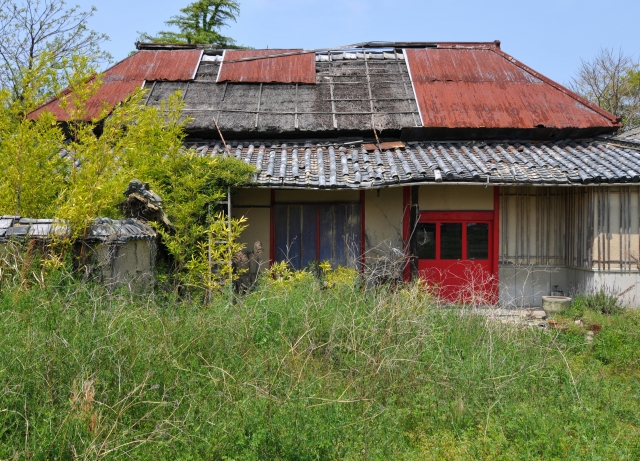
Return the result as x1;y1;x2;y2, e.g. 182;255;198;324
413;187;500;304
403;186;500;282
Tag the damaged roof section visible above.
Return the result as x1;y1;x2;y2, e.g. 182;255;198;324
184;138;640;188
217;49;316;84
28;41;622;140
147;50;420;136
29;49;202;121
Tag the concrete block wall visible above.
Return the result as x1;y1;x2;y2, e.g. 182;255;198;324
499;265;640;307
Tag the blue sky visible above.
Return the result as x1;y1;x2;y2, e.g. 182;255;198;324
82;0;640;86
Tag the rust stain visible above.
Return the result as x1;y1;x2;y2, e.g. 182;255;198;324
217;49;316;84
28;49;202;121
364;141;405;151
405;46;620;130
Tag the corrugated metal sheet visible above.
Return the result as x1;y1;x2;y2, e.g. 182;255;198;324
29;50;202;121
217;49;316;84
405;46;620;130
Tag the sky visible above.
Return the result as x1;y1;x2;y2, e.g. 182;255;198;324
81;0;640;86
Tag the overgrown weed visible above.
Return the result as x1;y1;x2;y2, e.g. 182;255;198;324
0;269;639;459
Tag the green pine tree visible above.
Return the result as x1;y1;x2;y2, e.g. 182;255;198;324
140;0;242;47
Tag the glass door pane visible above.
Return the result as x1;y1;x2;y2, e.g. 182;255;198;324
416;223;436;259
440;223;462;259
467;223;489;260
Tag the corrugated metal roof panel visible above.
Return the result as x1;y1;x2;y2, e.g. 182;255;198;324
217;49;316;84
28;49;202;121
405;46;620;130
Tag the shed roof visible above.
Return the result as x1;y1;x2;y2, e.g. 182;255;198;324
184;138;640;188
0;216;155;242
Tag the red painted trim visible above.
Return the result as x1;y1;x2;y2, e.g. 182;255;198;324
267;200;358;205
360;190;366;273
419;211;494;222
269;189;275;266
316;204;320;263
403;187;411;282
493;186;500;281
461;222;468;260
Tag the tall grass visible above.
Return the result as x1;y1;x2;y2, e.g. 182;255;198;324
1;273;639;459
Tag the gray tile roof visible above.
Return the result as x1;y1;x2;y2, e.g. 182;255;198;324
0;217;155;242
184;139;640;188
615;126;640;144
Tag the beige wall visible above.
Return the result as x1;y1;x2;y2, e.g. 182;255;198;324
235;188;271;206
418;185;494;210
364;187;404;254
275;189;359;203
232;206;271;261
236;185;495;262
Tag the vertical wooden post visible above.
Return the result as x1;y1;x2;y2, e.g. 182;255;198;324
403;186;411;282
270;189;275;266
360;190;366;273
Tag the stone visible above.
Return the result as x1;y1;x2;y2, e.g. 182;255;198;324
527;309;547;320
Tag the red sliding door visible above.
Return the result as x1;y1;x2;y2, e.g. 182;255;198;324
416;211;497;304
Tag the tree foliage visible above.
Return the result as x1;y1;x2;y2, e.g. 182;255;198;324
139;0;241;47
570;48;640;131
0;55;255;295
0;0;109;103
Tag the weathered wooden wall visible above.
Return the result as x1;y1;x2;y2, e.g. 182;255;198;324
500;186;640;271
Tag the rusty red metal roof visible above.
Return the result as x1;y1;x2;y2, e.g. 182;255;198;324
29;49;202;121
216;49;316;84
405;44;620;130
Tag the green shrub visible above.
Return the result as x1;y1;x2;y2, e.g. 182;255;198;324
571;287;624;315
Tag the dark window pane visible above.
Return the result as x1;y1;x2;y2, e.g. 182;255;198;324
467;223;489;260
319;205;334;265
287;205;302;269
440;223;462;259
416;223;436;259
301;205;317;268
333;205;347;267
345;203;362;268
274;205;289;264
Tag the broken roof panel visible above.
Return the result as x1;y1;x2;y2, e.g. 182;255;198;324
29;49;202;121
217;49;316;84
148;52;420;135
404;44;620;130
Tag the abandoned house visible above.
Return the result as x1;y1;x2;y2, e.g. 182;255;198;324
29;40;640;306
